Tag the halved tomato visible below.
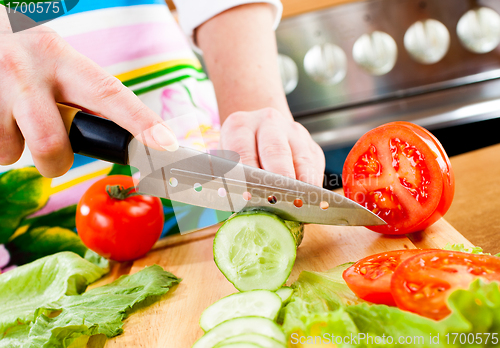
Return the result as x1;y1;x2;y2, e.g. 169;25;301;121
342;249;435;306
342;122;455;234
391;250;500;320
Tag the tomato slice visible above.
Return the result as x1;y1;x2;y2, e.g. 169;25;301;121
342;122;454;234
342;249;434;306
391;250;500;320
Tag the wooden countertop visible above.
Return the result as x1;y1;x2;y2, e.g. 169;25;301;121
93;143;493;348
444;143;500;254
98;200;471;348
165;0;359;18
87;140;500;348
280;0;360;18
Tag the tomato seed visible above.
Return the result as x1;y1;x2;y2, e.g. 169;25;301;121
408;283;420;291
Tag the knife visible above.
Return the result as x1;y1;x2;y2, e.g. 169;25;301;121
57;104;385;226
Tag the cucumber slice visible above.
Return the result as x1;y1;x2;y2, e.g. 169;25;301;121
200;290;282;332
284;220;304;248
214;334;285;348
192;317;286;348
215;344;262;348
214;211;302;291
275;287;294;305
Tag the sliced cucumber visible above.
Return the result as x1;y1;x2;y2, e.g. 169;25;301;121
275;287;294;305
192;317;286;348
200;290;282;332
214;334;285;348
284;220;304;248
214;211;303;291
215;344;262;348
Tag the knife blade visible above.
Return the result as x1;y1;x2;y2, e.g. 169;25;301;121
58;104;385;226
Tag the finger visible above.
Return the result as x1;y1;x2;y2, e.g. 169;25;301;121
55;52;178;152
256;119;295;179
289;123;325;186
13;92;74;177
220;112;260;168
0;110;25;165
309;142;326;187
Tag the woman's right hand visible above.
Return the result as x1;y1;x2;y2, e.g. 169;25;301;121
0;8;178;177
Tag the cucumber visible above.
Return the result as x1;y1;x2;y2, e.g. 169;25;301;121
275;287;294;305
275;287;294;325
214;334;285;348
284;220;304;248
192;317;286;348
214;211;304;291
200;290;282;332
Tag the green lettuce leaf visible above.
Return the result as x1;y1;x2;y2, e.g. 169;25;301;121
282;263;364;335
27;265;180;348
0;168;51;243
20;205;77;232
284;263;500;347
0;252;107;334
84;249;109;269
8;205;109;267
443;279;500;342
107;163;138;176
21;204;76;230
443;243;490;255
6;226;88;265
0;323;32;348
288;306;453;348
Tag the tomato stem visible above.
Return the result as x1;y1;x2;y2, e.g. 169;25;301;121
106;185;138;200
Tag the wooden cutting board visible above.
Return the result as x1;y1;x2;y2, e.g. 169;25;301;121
84;217;472;348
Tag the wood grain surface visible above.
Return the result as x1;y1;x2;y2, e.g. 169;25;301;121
165;0;359;18
280;0;361;18
445;144;500;254
84;217;471;348
84;143;500;348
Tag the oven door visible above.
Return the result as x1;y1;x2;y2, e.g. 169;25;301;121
275;0;500;187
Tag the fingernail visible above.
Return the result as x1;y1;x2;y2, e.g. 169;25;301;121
152;123;178;152
164;142;179;152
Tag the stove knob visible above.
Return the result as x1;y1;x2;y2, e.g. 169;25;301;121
457;7;500;54
353;31;398;75
303;43;347;85
277;54;299;94
404;19;450;64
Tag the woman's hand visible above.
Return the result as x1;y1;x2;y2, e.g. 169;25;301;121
196;4;324;186
0;10;177;178
219;108;325;187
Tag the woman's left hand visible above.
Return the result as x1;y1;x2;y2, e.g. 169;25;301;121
219;108;325;187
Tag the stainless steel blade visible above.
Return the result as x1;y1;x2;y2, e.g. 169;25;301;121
127;139;385;226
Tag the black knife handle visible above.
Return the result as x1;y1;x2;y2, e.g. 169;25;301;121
58;104;132;165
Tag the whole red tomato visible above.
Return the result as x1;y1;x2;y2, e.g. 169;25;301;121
342;122;454;235
76;175;164;261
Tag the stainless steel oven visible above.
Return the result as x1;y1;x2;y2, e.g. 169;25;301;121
276;0;500;185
